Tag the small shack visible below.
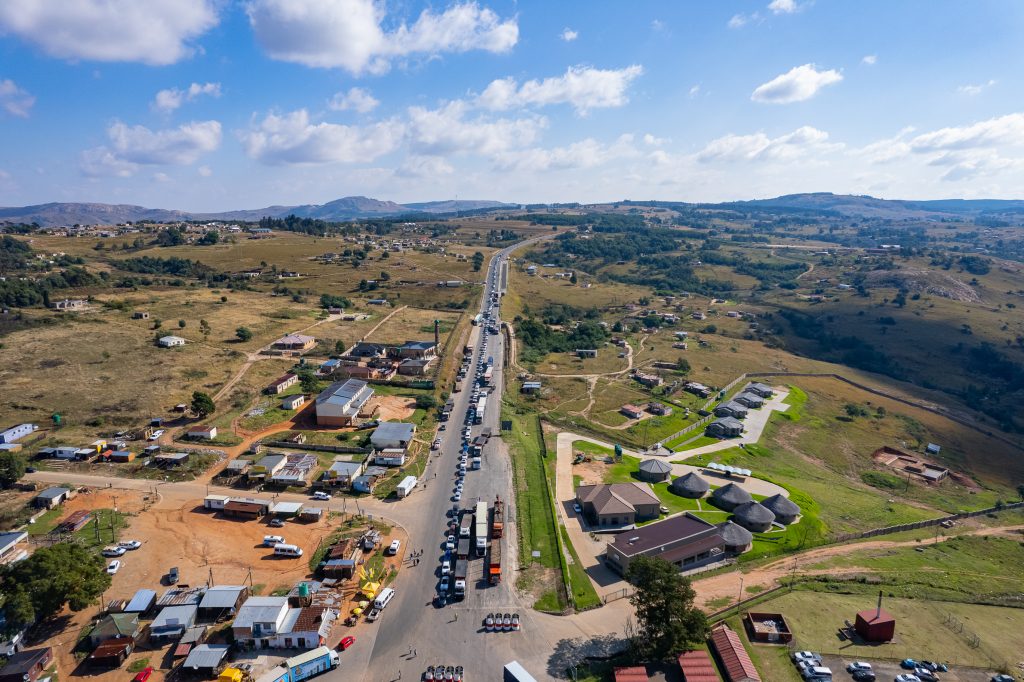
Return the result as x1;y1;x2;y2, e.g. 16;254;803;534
222;498;269;519
182;644;230;676
33;486;70;509
0;648;53;682
88;636;134;668
676;650;718;682
854;594;896;642
89;613;142;647
124;589;157;615
708;623;761;682
59;509;92;532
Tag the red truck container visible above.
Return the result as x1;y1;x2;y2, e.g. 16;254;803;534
488;540;501;585
491;496;504;539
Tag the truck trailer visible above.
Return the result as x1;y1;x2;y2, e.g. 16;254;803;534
488;539;501;584
492;496;504;538
459;513;473;539
257;647;340;682
474;500;488;556
453;559;468;599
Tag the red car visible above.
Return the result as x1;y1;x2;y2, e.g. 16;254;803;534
132;667;154;682
338;636;355;651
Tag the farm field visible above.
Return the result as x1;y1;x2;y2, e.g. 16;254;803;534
364;306;462;346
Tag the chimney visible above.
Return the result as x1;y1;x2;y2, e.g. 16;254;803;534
876;590;882;618
434;319;440;346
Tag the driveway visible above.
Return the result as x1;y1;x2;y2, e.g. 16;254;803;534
670;387;791;459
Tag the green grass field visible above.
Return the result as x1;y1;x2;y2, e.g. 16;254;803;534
758;590;1024;669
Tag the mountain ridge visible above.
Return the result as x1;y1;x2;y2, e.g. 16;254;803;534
4;192;1024;227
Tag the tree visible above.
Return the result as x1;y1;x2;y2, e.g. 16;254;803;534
569;271;578;285
178;319;186;329
197;230;219;245
0;451;27;488
380;271;390;281
625;556;709;660
152;319;162;330
676;357;691;374
200;319;211;338
380;250;389;259
235;326;253;342
472;251;484;272
297;369;319;393
415;394;437;409
334;339;346;354
0;542;110;627
191;391;215;418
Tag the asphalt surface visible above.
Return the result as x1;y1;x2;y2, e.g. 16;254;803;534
358;243;554;682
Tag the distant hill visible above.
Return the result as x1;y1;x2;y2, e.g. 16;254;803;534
712;193;1024;219
0;196;516;227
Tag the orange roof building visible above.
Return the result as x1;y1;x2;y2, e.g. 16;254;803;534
678;650;720;682
709;624;761;682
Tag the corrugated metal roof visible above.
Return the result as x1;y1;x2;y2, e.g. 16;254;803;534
182;644;230;669
614;667;649;681
124;589;156;612
709;624;760;682
677;650;719;682
198;586;246;610
233;596;288;629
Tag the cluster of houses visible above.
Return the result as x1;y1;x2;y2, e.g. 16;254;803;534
615;626;762;682
705;382;774;439
327;340;439;380
81;579;347;676
202;494;323;523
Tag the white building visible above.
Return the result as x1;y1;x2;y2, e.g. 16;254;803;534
315;379;374;426
158;335;186;348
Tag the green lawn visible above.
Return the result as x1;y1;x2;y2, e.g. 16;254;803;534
800;534;1024;605
667;434;718;451
26;506;64;536
74;508;130;550
559;526;601;610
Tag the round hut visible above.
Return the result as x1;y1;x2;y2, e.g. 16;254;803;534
733;501;776;532
710;482;752;511
762;494;800;525
638;459;672;483
718;521;753;553
669;472;710;499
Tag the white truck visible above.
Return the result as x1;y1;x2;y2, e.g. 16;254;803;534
396;475;417;498
474;500;488;556
257;647;340;682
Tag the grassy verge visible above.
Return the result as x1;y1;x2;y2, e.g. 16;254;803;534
667;435;718;452
559;526;602;610
26;506;64;536
74;508;131;550
503;404;567;612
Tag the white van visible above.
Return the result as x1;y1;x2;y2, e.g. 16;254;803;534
373;587;395;609
386;539;400;555
273;543;303;557
263;535;285;547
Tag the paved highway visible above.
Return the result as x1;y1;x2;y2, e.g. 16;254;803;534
362;243;553;682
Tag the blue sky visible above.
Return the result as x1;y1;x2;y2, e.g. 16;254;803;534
2;0;1024;211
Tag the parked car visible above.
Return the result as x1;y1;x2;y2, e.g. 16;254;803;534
386;539;400;555
312;491;331;501
441;560;451;575
846;662;872;673
512;613;520;631
990;675;1016;682
502;613;512;631
132;667;154;682
147;430;164;441
269;518;285;528
102;546;127;557
106;560;121;574
118;540;142;550
485;613;495;631
338;636;355;651
914;668;939;682
659;505;670;514
895;675;921;682
445;535;455;550
439;575;450;592
851;671;876;682
920;662;948;673
901;660;919;670
365;607;381;622
167;566;179;584
792;652;822;664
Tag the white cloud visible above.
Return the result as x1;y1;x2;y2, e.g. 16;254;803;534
957;79;996;96
855;127;915;164
153;172;172;183
477;65;643;115
862;54;877;65
407;101;544;156
492;135;638;173
328;87;380;113
751;64;842;104
153;82;221;112
0;0;218;65
198;165;213;177
650;19;666;32
81;120;221;176
643;133;666;146
728;13;756;29
688;84;701;98
768;0;799;14
0;79;35;117
395;155;454;178
560;28;578;42
246;0;517;75
697;126;841;163
241;109;404;165
908;113;1024;153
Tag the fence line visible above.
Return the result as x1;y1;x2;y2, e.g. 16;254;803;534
831;500;1024;543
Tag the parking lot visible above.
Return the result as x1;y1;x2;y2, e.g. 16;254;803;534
819;654;1002;682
